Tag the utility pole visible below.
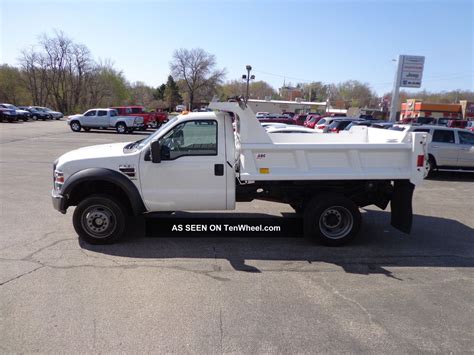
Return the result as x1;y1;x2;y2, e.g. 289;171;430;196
242;65;255;104
389;56;403;122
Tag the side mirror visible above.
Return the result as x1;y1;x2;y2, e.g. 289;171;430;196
151;140;161;163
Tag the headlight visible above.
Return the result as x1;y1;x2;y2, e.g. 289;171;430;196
54;170;64;191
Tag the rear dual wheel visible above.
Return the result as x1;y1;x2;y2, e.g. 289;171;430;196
304;194;361;246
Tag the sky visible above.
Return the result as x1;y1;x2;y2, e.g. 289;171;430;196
0;0;473;95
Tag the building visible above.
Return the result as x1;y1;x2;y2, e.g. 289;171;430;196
279;86;303;101
400;99;463;122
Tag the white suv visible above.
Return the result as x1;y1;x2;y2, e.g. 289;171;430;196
408;126;474;175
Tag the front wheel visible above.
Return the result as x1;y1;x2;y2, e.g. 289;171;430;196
116;123;127;134
304;194;361;246
73;195;127;244
70;121;81;132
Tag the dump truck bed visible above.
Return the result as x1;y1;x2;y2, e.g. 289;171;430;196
209;101;428;185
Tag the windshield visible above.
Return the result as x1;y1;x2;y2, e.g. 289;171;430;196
135;116;179;149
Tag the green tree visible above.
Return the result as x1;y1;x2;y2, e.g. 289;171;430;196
154;83;166;101
163;75;182;111
0;64;29;104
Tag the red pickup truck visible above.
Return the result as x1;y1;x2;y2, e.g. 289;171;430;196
111;106;168;129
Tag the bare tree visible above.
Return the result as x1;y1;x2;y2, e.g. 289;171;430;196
19;48;50;105
170;48;225;109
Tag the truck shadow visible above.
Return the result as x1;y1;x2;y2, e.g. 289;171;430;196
79;210;474;277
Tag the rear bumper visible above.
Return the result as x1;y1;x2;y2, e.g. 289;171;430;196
52;189;67;214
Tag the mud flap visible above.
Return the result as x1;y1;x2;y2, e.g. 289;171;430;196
390;180;415;234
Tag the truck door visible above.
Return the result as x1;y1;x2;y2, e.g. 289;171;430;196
97;110;110;127
82;110;97;127
139;118;227;211
457;131;474;168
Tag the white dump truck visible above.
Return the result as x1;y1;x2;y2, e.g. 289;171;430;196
52;99;428;245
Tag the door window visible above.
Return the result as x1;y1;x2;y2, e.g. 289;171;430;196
458;131;474;145
84;110;96;117
432;130;455;143
97;110;108;116
159;120;217;160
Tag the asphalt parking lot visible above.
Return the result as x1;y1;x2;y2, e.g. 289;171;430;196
1;120;473;353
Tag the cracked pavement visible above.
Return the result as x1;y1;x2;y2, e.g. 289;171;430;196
1;120;473;353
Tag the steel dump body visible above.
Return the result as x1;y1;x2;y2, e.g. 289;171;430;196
209;101;428;186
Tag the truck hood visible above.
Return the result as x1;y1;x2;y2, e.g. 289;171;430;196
67;114;82;120
56;142;135;171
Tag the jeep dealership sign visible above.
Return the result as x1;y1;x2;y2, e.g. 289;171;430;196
399;55;425;88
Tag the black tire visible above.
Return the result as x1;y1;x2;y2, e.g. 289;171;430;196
73;195;127;244
304;194;361;246
116;122;127;134
70;120;82;132
425;155;437;178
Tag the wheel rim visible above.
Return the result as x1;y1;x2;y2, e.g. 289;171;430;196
424;159;431;177
118;125;125;133
71;122;80;131
81;205;116;238
319;206;354;240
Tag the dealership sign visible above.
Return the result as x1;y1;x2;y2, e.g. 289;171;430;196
399;55;425;88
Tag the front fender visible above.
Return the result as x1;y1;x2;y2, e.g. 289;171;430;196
61;167;146;215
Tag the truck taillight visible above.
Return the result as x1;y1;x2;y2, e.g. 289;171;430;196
417;155;425;167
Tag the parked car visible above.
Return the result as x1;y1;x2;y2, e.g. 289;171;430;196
315;116;355;133
304;114;324;128
111;106;167;129
256;112;269;119
0;103;31;121
292;113;308;126
447;120;468;129
0;107;18;122
466;121;474;132
325;119;359;133
406;125;474;176
18;106;52;120
67;108;144;133
370;122;395;129
282;112;296;118
257;114;295;125
41;107;63;120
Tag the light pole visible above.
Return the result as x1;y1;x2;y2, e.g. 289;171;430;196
242;65;255;104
